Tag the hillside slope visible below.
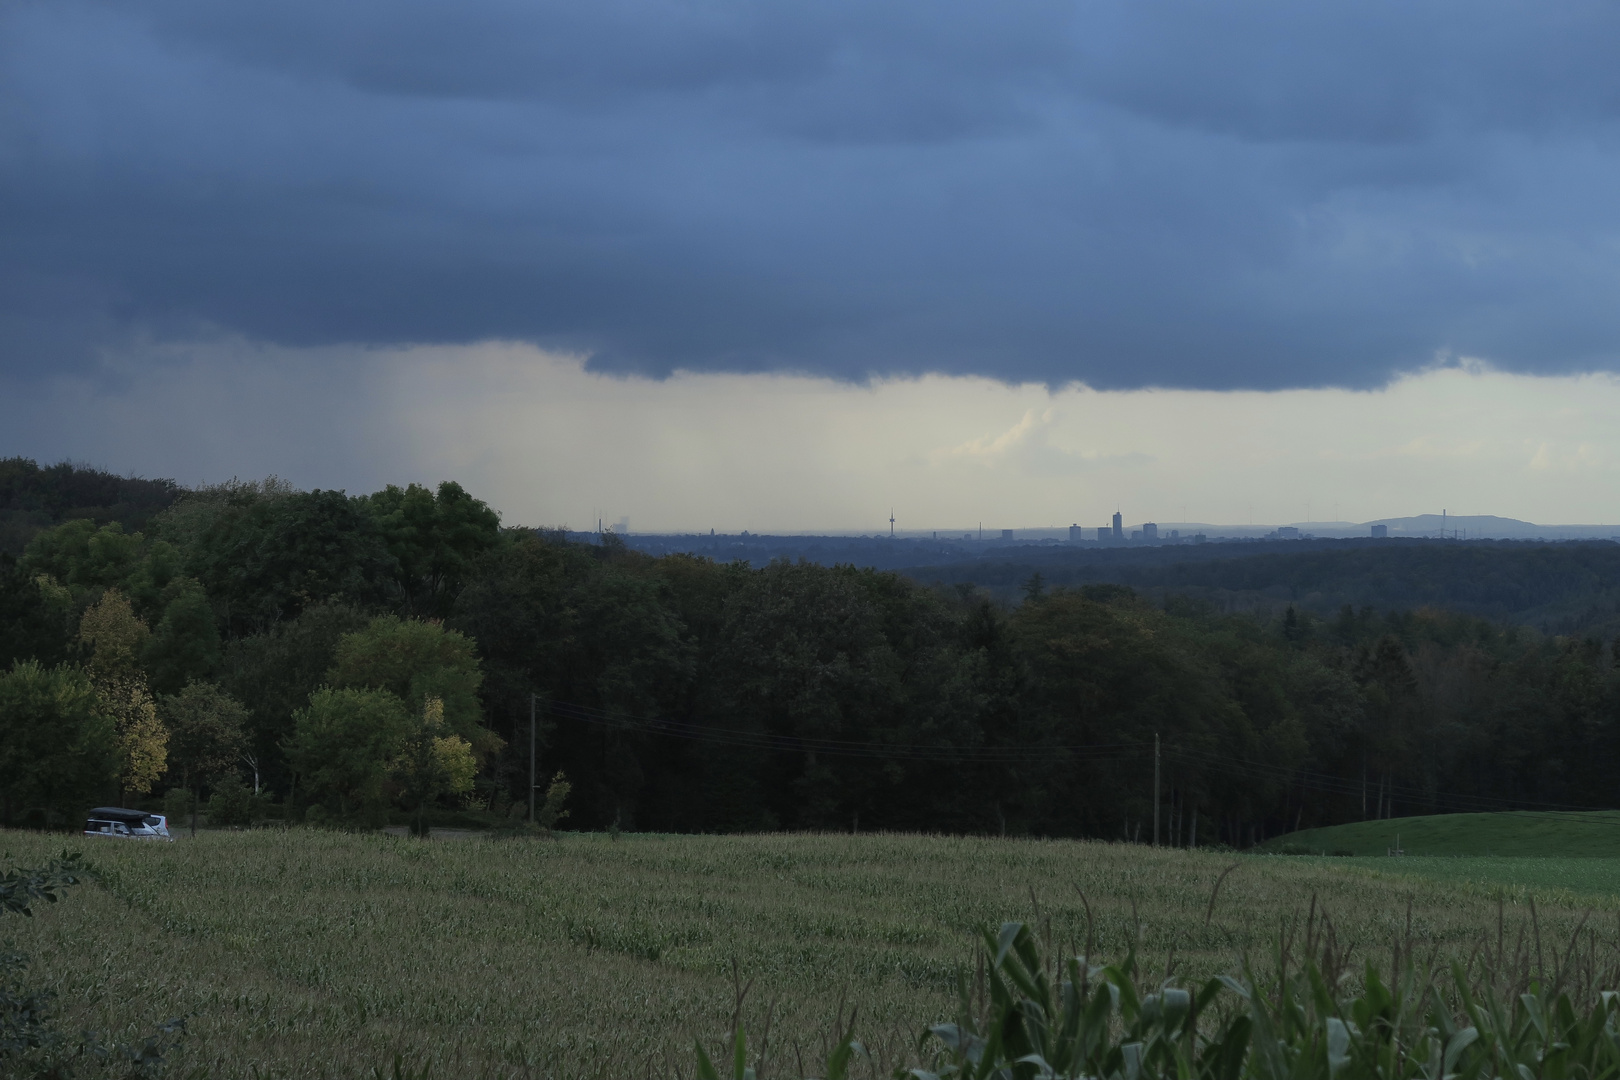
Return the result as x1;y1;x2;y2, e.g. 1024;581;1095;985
1264;811;1620;858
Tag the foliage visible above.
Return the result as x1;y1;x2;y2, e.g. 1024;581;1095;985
286;687;413;818
159;680;247;787
20;469;1620;838
0;457;180;558
0;853;83;918
905;914;1620;1080
139;578;221;697
537;771;571;833
395;698;477;836
19;520;158;597
0;662;119;827
14;518;221;699
77;589;148;675
161;787;194;826
0;561;76;671
78;589;168;796
217;601;372;797
327;616;497;759
359;480;503;618
914;540;1620;638
97;694;164;798
156;482;395;635
205;774;256;827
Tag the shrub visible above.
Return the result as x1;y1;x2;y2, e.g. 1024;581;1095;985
207;775;254;827
537;771;571;835
162;787;194;826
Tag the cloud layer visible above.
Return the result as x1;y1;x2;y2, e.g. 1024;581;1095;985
6;1;1620;388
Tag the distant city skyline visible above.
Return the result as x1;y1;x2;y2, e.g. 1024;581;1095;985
7;343;1620;535
608;517;1620;540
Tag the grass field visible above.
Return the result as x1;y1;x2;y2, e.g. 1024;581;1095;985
1262;810;1620;858
3;829;1619;1079
1329;855;1620;899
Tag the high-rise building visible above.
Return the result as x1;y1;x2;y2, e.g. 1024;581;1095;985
1001;529;1014;540
1069;524;1084;542
1371;524;1388;538
1142;522;1158;540
1097;527;1109;541
1112;511;1123;540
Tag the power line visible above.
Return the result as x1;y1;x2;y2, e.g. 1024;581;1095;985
539;698;1620;818
546;699;1145;763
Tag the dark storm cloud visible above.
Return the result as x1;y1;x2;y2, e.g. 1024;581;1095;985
4;0;1620;388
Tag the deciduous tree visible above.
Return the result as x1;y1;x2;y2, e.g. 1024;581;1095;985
327;616;499;758
286;687;412;818
0;661;118;826
78;590;166;797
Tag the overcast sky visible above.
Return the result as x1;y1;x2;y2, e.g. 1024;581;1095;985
5;1;1620;527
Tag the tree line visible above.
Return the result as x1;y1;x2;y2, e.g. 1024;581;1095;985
3;468;1619;841
900;538;1620;638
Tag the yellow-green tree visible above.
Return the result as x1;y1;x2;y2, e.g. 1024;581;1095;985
328;615;501;760
395;696;476;836
79;589;167;797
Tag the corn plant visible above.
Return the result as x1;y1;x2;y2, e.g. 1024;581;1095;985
904;918;1620;1080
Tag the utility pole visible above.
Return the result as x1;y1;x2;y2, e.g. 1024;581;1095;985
1152;733;1161;847
529;694;538;823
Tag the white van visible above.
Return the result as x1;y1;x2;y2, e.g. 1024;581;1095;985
84;807;173;841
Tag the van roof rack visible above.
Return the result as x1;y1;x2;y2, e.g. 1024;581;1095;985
87;807;154;823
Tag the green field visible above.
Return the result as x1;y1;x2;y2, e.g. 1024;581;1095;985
4;829;1619;1079
1264;811;1620;859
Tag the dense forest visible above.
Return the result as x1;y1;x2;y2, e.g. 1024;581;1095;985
4;458;1620;844
897;541;1620;637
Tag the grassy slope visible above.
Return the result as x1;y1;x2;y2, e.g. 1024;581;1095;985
3;830;1615;1080
1264;811;1620;858
1330;856;1620;899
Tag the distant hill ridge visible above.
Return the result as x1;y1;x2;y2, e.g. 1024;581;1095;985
1357;515;1617;540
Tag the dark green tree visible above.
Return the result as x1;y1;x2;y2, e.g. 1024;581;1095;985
218;602;372;796
287;687;413;819
0;661;119;827
161;681;249;831
159;483;395;634
361;481;503;617
142;579;222;696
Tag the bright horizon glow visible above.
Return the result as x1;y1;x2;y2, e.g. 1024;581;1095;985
5;340;1620;534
